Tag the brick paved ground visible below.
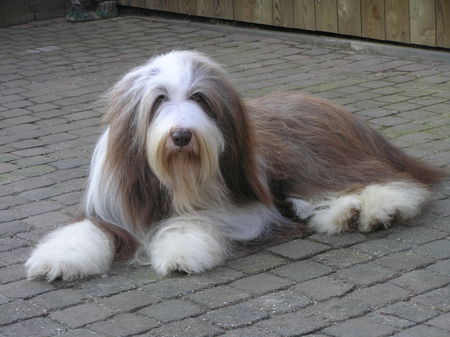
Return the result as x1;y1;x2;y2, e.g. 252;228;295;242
0;14;449;337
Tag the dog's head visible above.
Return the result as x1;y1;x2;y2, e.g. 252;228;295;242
103;51;271;216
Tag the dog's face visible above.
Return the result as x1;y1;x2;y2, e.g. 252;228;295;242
103;51;271;219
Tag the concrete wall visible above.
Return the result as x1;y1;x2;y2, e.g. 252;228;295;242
0;0;66;27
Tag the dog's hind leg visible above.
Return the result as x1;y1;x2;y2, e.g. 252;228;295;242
357;181;430;232
305;181;430;234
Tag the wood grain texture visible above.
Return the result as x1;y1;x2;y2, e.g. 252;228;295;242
385;0;410;43
180;0;197;15
197;0;214;16
361;0;385;40
273;0;295;27
144;0;162;10
294;0;315;30
128;0;144;8
410;0;436;46
234;0;273;25
436;0;450;48
162;0;179;12
338;0;361;36
315;0;338;33
215;0;235;19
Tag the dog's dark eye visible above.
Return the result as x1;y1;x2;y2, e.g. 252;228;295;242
190;92;206;103
190;92;216;120
153;94;167;110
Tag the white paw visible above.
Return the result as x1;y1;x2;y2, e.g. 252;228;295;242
309;196;361;234
25;220;114;282
288;197;314;219
149;221;228;276
358;182;430;232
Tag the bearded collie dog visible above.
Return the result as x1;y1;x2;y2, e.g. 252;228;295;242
25;51;442;281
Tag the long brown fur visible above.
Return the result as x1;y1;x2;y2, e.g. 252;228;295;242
96;63;443;261
247;93;443;206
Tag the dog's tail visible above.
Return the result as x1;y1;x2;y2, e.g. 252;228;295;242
358;119;445;186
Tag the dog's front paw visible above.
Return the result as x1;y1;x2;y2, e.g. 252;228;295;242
25;220;114;282
149;222;228;276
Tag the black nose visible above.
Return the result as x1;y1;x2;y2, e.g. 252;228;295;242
171;129;192;147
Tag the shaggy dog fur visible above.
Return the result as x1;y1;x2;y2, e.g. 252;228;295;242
25;51;442;281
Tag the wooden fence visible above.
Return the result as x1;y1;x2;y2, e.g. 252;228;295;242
118;0;450;49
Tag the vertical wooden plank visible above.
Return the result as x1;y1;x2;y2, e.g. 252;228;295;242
294;0;316;30
338;0;361;36
180;0;197;15
385;0;410;43
361;0;385;40
410;0;436;46
315;0;338;33
436;0;450;48
273;0;294;27
145;0;162;10
215;0;234;20
197;0;215;16
234;0;273;25
162;0;180;12
129;0;144;8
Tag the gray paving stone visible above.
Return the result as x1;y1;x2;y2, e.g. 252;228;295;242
0;317;64;337
204;303;268;328
312;249;373;268
427;259;450;276
387;227;447;244
427;312;450;330
187;285;250;309
0;300;47;325
335;261;398;286
307;232;368;248
50;303;114;329
146;317;223;337
0;279;55;299
88;313;159;337
347;283;410;309
230;273;293;296
219;326;279;337
139;299;203;322
29;289;87;311
256;310;329;337
0;264;25;284
271;259;333;282
302;296;371;322
374;250;436;272
390;269;450;293
415;239;450;259
352;238;412;257
322;315;397;337
226;251;287;273
140;276;212;300
248;288;312;314
53;329;107;337
391;325;448;337
411;287;450;312
0;238;28;253
267;239;331;259
379;301;440;323
292;275;354;301
98;290;159;313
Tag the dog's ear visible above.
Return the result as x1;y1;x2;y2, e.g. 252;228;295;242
99;70;171;229
221;89;272;206
199;76;272;207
